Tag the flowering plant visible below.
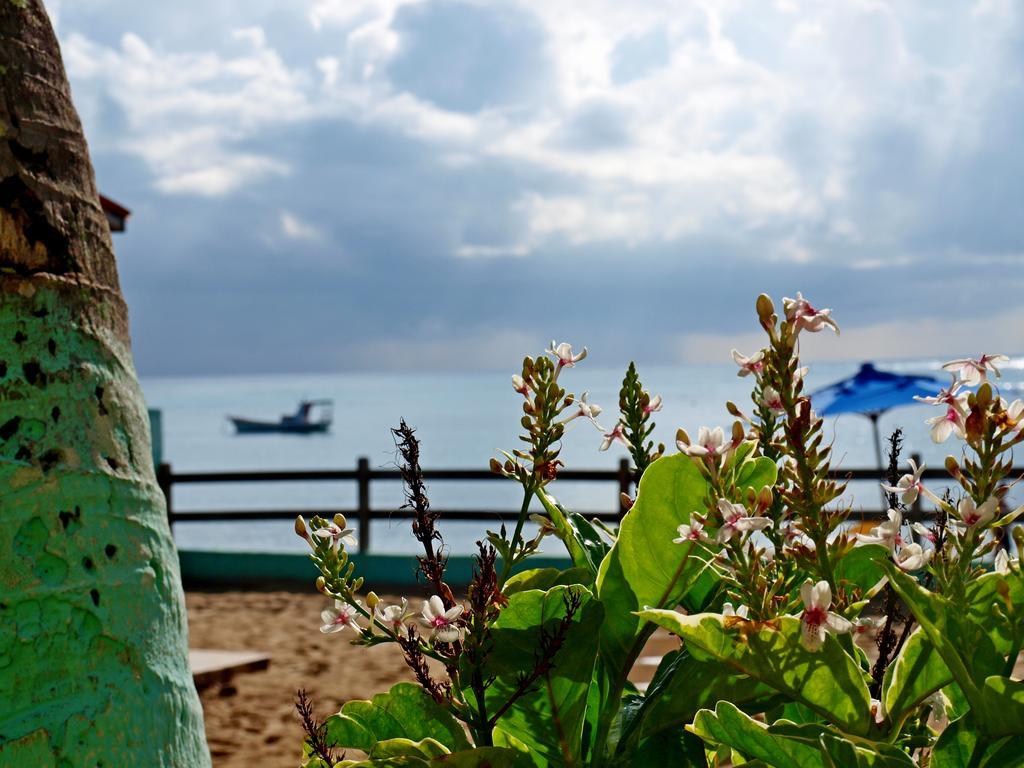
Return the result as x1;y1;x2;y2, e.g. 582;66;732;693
296;295;1023;767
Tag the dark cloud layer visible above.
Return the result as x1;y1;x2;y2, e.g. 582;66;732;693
47;0;1024;375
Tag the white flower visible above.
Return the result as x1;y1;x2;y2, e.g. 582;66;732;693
547;341;587;369
564;391;604;429
512;374;529;395
782;292;840;335
912;522;936;544
926;405;967;443
853;617;883;636
674;519;709;544
731;349;765;377
722;602;749;619
881;459;926;505
895;543;932;572
321;600;361;634
924;690;950;721
644;394;663;414
683;426;728;457
799;580;852;651
375;598;412;633
599;422;632;451
994;549;1017;574
716;499;773;543
856;509;905;551
942;354;1009;387
314;518;358;551
420;595;464;643
954;496;998;528
761;387;785;414
870;697;887;726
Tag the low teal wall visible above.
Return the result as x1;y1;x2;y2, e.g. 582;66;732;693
179;549;573;588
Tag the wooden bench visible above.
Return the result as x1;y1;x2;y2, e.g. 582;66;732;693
190;649;270;690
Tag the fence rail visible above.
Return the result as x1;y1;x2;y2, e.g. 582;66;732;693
156;454;1017;553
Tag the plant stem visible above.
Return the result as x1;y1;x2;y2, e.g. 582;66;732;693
499;485;535;586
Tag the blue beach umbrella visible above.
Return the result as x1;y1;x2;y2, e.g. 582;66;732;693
811;362;946;471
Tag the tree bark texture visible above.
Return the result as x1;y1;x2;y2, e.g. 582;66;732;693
0;2;210;765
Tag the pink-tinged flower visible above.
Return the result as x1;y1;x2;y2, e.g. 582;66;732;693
941;354;1009;387
761;387;785;414
420;595;464;643
321;600;362;634
926;405;966;444
954;496;998;528
512;374;529;396
674;519;708;544
529;513;561;539
853;617;883;636
914;378;963;408
799;580;852;651
881;459;926;505
564;391;604;429
722;602;749;619
731;349;764;377
547;341;587;369
683;426;727;457
375;598;412;633
855;509;904;551
599;422;632;451
895;543;932;571
716;499;773;543
782;292;840;335
912;522;936;544
314;517;358;551
1002;398;1024;432
870;698;887;726
644;394;663;414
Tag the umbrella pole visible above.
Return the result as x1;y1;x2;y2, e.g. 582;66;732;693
870;412;887;510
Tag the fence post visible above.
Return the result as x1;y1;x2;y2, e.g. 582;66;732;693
617;458;631;515
157;462;173;528
357;457;371;553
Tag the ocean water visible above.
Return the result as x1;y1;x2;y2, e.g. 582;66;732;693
141;358;1024;556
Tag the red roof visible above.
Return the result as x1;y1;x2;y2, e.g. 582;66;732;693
100;194;130;219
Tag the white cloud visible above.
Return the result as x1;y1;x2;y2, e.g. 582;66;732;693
279;210;322;241
678;305;1024;364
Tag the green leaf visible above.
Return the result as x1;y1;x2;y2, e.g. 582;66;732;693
930;712;978;768
979;676;1024;738
368;738;450;758
324;683;471;753
503;566;593;595
883;570;1024;729
333;746;532;767
595;454;717;673
534;488;607;578
882;565;1023;731
638;610;873;735
690;701;823;768
833;545;887;596
473;585;603;767
619;648;783;749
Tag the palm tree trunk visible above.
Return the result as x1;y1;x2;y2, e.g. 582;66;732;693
0;3;209;764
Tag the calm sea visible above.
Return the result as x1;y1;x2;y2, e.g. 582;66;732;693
140;358;1024;556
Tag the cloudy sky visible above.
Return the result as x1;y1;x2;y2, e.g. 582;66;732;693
47;0;1024;375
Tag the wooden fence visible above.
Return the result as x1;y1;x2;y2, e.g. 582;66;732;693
148;453;1024;554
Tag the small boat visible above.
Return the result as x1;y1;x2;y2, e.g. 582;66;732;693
228;400;333;435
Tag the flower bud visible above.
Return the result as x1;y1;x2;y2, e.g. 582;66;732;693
945;455;961;479
620;493;634;512
367;591;380;610
725;401;744;418
676;427;691;447
731;421;745;446
315;576;328;594
490;458;503;474
976;382;993;407
1013;526;1024;555
334;513;348;530
756;294;776;331
295;515;310;542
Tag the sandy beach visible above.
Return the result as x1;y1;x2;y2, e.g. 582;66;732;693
187;588;413;767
